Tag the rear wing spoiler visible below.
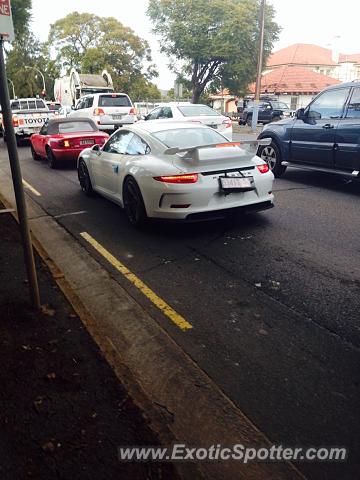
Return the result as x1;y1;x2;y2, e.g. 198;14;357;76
164;138;271;155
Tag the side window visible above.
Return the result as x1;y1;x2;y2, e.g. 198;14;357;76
147;107;161;120
76;99;84;110
28;100;36;109
126;134;150;155
103;131;134;154
39;121;48;135
20;100;28;110
83;97;93;109
345;88;360;118
307;88;350;120
36;100;46;109
161;107;173;118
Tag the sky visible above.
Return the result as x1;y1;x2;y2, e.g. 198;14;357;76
31;0;360;90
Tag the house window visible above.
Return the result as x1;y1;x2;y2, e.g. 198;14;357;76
290;96;298;110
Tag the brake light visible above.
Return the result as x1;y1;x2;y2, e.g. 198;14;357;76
154;173;198;183
216;142;241;148
12;115;19;127
129;107;137;115
257;163;270;174
93;108;105;116
57;139;73;148
222;118;232;128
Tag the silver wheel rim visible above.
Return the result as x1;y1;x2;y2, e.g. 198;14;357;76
260;146;277;170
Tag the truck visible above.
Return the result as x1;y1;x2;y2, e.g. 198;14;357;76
1;98;55;145
54;69;114;107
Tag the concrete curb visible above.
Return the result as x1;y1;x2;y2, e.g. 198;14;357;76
0;166;306;480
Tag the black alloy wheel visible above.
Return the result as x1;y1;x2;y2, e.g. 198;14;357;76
123;177;147;227
78;159;94;196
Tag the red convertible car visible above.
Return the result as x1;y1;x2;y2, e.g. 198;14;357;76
30;117;109;168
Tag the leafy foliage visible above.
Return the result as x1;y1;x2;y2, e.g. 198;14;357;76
47;12;158;98
147;0;280;102
10;0;32;38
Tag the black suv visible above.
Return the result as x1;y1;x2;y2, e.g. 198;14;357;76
257;81;360;178
239;99;291;126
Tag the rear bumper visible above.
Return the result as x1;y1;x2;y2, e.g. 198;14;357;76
185;200;274;222
52;148;85;161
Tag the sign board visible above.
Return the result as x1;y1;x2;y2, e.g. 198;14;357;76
0;0;14;42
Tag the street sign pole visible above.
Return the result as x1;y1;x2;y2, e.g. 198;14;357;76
0;36;41;309
251;0;266;132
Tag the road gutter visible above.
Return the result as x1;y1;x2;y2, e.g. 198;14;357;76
0;166;306;480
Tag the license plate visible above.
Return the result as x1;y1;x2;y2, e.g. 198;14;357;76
220;176;253;190
112;115;123;120
80;139;95;145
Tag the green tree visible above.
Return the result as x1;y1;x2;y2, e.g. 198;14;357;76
147;0;280;103
11;0;32;38
48;12;158;98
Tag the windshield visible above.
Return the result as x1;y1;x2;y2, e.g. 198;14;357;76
177;105;220;117
152;127;228;148
58;121;96;133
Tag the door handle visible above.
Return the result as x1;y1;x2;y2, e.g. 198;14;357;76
322;124;334;129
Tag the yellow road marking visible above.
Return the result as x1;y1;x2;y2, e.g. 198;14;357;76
22;179;41;196
80;231;193;331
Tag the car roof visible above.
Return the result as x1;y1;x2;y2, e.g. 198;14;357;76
133;120;210;134
323;80;360;91
47;117;97;127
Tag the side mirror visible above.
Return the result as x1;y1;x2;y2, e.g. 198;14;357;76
296;108;305;119
92;144;101;154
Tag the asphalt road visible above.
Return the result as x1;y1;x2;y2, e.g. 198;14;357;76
1;136;359;480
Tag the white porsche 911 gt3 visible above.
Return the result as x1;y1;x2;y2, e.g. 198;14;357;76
77;121;274;226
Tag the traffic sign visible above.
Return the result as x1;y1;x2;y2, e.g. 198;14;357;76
0;0;14;42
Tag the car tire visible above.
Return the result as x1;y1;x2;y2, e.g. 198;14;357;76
77;159;94;196
30;144;41;161
123;177;147;227
258;140;287;177
46;147;57;169
15;134;22;147
246;115;252;127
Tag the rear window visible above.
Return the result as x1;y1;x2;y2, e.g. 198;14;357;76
152;127;228;148
10;100;46;110
98;95;131;107
58;121;96;134
47;103;61;111
177;105;220;117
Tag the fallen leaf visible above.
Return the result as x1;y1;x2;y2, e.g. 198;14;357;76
41;305;56;316
42;441;56;453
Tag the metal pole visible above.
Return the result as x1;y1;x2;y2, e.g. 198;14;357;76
0;38;41;309
251;0;266;132
25;66;46;95
7;77;15;98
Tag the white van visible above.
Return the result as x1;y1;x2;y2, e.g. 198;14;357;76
68;93;137;132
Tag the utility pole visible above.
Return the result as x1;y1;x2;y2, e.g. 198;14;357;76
0;37;41;309
251;0;266;132
7;77;15;98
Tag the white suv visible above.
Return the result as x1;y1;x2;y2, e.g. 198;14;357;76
69;93;137;132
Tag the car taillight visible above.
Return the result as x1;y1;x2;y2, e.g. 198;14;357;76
93;108;105;116
99;136;107;144
222;118;232;128
12;115;19;127
129;107;137;115
154;173;198;184
57;139;73;148
257;163;270;174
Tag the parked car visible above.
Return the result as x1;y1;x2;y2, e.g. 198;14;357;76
68;93;137;133
239;99;291;126
77;121;274;227
257;81;360;178
30;117;109;168
141;103;233;140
